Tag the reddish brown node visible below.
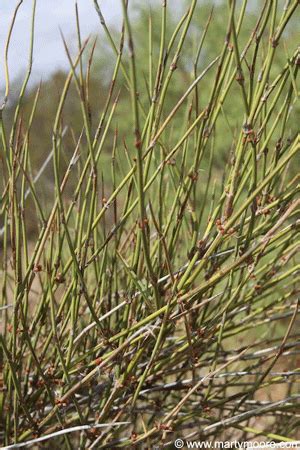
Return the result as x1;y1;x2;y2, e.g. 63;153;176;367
55;398;67;407
131;431;138;441
55;273;65;284
33;264;42;273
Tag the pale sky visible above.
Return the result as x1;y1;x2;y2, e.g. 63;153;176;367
0;0;122;89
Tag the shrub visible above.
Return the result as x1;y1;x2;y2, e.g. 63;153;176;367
0;0;299;447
